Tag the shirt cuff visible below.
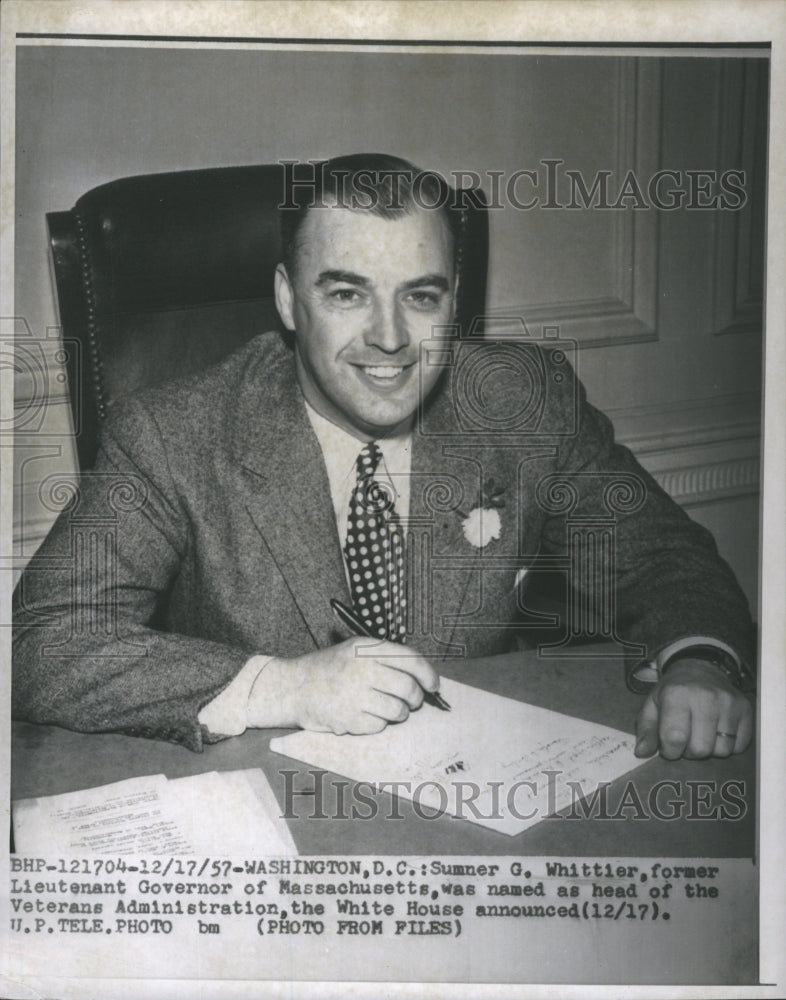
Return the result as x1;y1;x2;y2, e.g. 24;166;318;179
197;654;274;738
630;636;741;686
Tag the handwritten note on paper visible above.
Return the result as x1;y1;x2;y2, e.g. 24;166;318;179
270;677;646;836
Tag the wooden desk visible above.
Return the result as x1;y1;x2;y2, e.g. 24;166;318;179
12;646;755;856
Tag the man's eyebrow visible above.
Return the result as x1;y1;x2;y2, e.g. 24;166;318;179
401;274;451;292
316;269;370;287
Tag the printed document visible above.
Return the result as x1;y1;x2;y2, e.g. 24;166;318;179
13;769;297;855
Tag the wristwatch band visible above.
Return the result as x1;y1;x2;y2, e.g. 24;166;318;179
659;644;747;689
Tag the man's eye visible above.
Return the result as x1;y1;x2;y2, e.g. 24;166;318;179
406;290;441;309
329;287;362;304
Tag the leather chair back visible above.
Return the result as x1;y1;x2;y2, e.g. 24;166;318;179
47;164;488;469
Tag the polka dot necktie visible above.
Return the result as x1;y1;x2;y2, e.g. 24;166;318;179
344;442;406;641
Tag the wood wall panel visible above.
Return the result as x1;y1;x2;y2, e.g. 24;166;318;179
711;59;768;338
485;59;660;348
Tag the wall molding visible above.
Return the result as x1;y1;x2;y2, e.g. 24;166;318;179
484;58;662;349
711;59;766;338
608;391;761;453
610;391;761;507
653;456;759;507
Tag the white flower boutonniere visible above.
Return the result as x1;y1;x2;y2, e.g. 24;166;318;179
461;507;502;548
458;478;505;549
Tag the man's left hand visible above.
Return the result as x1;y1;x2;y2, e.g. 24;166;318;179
634;659;753;760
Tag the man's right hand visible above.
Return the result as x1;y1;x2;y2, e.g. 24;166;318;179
246;638;440;735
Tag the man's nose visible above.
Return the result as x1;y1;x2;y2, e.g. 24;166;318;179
364;301;409;353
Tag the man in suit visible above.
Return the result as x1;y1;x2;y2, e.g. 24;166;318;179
13;154;754;759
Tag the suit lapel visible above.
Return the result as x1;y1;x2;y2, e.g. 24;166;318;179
231;341;350;649
409;379;488;658
409;371;544;659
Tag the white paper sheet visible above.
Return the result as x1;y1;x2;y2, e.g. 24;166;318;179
270;677;646;835
166;769;297;855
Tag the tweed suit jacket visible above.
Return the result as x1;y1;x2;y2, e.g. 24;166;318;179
13;332;753;751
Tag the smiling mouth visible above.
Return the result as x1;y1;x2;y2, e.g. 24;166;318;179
356;363;414;381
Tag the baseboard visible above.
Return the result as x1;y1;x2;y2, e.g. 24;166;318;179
609;392;761;507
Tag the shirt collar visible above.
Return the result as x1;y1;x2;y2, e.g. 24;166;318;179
303;401;412;480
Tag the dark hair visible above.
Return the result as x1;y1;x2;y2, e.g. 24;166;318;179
279;153;467;279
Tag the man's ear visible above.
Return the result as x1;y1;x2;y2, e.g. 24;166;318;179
274;263;296;331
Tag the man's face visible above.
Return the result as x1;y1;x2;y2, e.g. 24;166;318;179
275;205;455;439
